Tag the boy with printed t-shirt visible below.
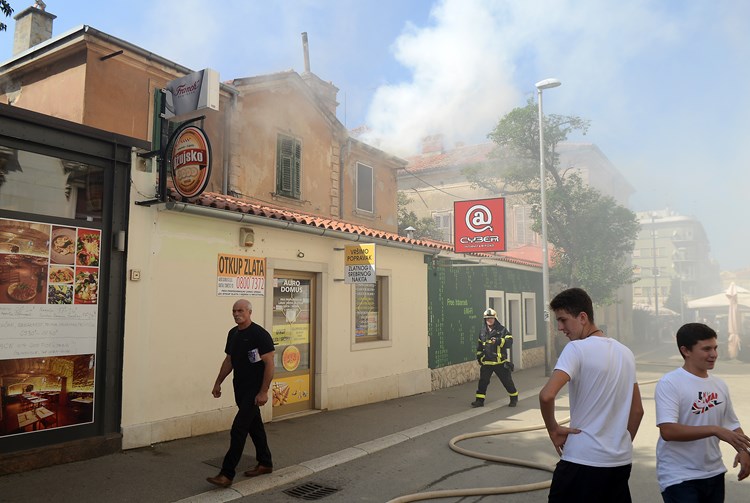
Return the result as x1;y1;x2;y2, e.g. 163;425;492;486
655;323;750;502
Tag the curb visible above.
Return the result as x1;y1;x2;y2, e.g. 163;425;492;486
175;385;546;502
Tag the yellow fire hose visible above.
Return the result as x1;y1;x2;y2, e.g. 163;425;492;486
387;379;658;503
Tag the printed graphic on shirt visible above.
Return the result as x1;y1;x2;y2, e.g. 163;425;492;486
691;391;723;414
248;348;261;363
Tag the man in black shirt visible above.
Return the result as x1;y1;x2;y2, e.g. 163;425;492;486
207;299;276;488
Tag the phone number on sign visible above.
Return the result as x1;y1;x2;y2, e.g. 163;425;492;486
217;276;265;296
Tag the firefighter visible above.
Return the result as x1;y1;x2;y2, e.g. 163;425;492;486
471;308;518;407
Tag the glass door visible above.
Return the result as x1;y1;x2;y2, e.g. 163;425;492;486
270;271;315;416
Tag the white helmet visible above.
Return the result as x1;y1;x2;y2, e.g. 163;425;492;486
483;308;497;318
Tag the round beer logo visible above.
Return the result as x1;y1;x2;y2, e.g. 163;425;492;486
282;345;301;372
170;125;211;199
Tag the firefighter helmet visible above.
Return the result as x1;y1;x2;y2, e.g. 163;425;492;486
483;308;497;318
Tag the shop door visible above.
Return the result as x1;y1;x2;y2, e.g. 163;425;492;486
270;271;315;416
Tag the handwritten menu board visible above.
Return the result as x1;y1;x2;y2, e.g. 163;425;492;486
0;217;100;359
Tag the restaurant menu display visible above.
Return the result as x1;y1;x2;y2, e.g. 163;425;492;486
0;217;99;437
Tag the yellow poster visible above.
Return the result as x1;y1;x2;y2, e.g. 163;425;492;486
271;323;309;345
271;374;310;407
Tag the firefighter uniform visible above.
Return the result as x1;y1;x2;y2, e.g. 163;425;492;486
472;308;518;407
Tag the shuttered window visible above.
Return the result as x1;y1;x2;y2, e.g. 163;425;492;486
276;134;301;199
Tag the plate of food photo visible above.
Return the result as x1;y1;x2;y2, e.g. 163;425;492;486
74;270;98;304
50;227;76;265
7;281;37;303
76;230;101;267
48;266;74;284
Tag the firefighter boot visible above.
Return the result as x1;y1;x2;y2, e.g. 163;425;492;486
509;395;518;407
470;398;485;408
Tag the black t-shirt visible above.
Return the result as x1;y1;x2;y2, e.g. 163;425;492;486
224;322;275;393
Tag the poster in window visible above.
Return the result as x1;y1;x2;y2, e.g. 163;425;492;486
355;282;378;338
0;217;100;438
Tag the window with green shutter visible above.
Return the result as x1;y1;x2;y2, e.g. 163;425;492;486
276;134;301;199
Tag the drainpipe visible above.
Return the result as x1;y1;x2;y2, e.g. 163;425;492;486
222;88;238;195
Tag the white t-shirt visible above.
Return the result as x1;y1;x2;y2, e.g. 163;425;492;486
554;336;637;467
655;367;741;492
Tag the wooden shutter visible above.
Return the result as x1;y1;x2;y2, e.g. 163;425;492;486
276;135;301;198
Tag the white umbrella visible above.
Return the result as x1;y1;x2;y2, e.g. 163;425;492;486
726;282;741;359
687;284;750;309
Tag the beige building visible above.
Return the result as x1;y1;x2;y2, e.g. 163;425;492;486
0;4;445;468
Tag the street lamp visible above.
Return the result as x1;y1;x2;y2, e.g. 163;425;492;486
536;78;561;377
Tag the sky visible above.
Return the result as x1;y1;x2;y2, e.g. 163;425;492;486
2;0;748;271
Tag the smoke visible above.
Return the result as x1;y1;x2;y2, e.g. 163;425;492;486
362;0;750;270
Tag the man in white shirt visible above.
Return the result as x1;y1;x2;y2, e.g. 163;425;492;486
539;287;644;502
655;322;750;502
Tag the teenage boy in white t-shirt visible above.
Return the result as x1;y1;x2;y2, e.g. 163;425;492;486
655;322;750;502
540;288;644;502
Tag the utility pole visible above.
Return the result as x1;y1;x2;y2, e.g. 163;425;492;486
651;215;660;339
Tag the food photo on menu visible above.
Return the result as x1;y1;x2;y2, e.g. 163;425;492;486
76;228;101;267
74;267;98;305
50;226;76;265
0;219;52;305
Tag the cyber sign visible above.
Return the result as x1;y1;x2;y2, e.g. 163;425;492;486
453;198;506;253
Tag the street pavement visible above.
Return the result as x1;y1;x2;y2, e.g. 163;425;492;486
1;340;749;502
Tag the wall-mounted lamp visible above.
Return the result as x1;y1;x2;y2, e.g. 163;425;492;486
239;227;254;247
297;250;305;258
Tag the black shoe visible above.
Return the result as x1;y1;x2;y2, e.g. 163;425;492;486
471;399;484;408
509;396;518;407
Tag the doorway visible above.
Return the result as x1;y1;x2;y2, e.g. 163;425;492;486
505;294;522;369
270;271;316;416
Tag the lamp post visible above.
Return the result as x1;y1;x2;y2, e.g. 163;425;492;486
651;215;660;341
536;78;561;377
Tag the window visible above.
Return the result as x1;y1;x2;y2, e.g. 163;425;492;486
356;162;373;213
0;148;105;221
632;249;641;257
432;210;453;243
276;134;301;199
354;276;390;343
511;205;539;247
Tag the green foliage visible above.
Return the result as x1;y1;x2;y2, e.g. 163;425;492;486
470;98;638;304
1;2;13;32
397;192;445;241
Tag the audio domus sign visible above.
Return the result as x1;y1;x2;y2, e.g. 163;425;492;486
170;125;212;199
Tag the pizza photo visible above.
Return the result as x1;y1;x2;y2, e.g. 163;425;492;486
7;282;36;302
76;230;101;267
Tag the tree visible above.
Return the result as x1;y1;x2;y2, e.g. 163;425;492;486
465;98;639;304
397;192;444;241
1;2;13;32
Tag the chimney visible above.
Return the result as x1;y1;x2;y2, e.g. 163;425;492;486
301;32;311;73
12;2;56;56
421;134;445;155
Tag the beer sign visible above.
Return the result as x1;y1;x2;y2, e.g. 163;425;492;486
170;125;212;199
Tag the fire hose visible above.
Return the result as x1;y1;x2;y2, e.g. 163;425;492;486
387;378;658;503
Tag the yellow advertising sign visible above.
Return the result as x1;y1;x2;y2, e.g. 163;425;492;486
345;244;375;265
271;323;309;345
216;254;265;296
344;244;375;284
272;374;310;407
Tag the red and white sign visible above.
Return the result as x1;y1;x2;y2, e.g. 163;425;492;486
453;198;506;253
170;125;212;199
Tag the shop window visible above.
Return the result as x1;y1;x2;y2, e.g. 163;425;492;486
356;162;373;213
275;134;301;199
0;147;104;221
353;276;390;343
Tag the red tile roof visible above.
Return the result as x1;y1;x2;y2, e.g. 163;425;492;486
405;142;497;172
170;189;541;269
